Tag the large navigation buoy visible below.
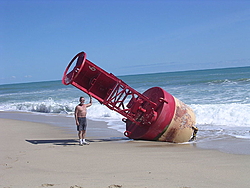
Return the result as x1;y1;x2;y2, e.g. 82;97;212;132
62;52;198;143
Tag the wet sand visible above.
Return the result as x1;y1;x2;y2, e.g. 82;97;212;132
0;113;250;188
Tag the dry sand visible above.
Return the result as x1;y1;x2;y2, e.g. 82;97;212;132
1;117;250;188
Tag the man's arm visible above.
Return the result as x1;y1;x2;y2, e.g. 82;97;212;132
74;106;79;125
86;95;92;107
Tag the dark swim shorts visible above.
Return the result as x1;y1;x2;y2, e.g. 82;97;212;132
77;117;87;131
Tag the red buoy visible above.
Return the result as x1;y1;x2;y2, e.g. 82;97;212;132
62;52;197;143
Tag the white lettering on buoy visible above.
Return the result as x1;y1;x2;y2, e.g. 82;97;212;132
89;66;96;71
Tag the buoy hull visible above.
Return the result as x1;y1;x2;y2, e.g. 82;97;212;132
157;97;196;142
125;87;196;142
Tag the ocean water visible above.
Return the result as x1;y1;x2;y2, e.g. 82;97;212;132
1;66;250;149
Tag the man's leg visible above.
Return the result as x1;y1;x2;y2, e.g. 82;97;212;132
82;130;86;139
82;130;89;145
78;131;84;145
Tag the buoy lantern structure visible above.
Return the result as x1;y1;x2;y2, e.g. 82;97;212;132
62;52;198;143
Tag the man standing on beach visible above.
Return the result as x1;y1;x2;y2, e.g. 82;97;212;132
74;95;92;145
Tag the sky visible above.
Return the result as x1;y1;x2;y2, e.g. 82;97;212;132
1;0;250;84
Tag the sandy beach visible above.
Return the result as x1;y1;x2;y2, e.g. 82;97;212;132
1;115;250;188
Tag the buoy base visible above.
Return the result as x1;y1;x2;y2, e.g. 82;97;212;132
125;87;197;143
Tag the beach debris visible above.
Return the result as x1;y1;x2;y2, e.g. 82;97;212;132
108;185;122;188
41;183;54;187
70;185;83;188
63;52;198;143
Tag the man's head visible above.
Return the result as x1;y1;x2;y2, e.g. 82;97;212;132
79;96;85;104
